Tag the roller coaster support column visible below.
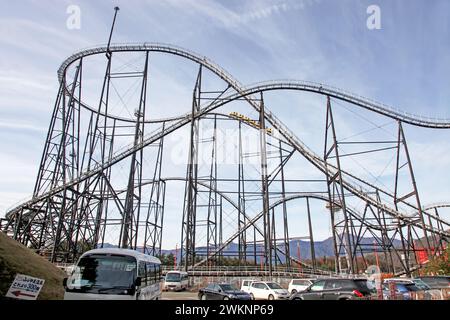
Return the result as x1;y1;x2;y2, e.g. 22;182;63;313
375;189;396;274
143;122;166;256
50;61;83;262
278;140;291;270
394;121;431;261
259;92;273;278
324;96;355;273
433;207;445;250
306;197;317;273
121;51;149;249
181;65;202;271
238;120;247;265
206;115;218;263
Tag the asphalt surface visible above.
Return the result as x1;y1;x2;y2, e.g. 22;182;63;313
161;291;199;300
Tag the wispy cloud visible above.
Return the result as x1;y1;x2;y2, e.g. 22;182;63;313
0;73;54;92
0;121;47;132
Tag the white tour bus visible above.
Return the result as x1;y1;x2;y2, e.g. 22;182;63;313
63;248;162;300
163;271;189;291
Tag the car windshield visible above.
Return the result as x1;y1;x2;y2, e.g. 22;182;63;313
413;279;430;290
66;254;136;293
219;284;237;292
419;277;449;287
267;282;283;289
399;283;420;292
166;273;181;282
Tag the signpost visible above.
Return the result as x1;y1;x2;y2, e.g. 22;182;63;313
5;274;45;300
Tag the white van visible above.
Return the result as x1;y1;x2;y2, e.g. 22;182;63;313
63;248;162;300
164;271;189;291
240;279;256;294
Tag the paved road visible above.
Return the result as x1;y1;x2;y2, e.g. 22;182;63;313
161;291;199;300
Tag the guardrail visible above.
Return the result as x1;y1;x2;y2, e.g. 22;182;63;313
160;265;340;277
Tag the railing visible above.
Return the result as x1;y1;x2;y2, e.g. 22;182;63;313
160;265;336;277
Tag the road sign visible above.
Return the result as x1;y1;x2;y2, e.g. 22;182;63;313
5;274;45;300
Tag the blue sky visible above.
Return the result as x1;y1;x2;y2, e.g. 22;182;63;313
1;0;450;249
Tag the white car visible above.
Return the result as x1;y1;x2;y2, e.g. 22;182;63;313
248;281;290;300
288;279;315;294
240;279;256;294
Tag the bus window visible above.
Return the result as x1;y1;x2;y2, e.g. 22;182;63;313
66;254;137;295
154;264;160;283
139;261;147;286
146;262;155;284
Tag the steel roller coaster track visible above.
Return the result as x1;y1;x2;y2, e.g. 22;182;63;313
2;43;449;277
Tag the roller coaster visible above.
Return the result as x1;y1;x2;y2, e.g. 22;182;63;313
1;11;449;278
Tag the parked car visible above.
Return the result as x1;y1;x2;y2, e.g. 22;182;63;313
198;283;252;300
383;277;430;289
383;278;430;300
240;279;256;293
248;281;290;300
288;279;316;294
414;276;450;289
290;278;372;300
382;281;421;300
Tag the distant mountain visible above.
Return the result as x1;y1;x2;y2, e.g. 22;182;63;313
287;237;403;261
101;243;118;249
102;236;402;263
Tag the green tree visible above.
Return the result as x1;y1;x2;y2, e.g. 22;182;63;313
423;246;450;275
158;253;167;265
166;253;175;266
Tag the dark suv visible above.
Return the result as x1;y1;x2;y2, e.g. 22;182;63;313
290;278;372;300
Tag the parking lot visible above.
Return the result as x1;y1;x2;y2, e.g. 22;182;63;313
159;276;450;300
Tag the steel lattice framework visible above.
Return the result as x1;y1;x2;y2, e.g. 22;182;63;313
1;42;450;278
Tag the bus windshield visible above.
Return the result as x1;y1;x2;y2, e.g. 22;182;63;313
66;254;137;294
166;273;181;282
